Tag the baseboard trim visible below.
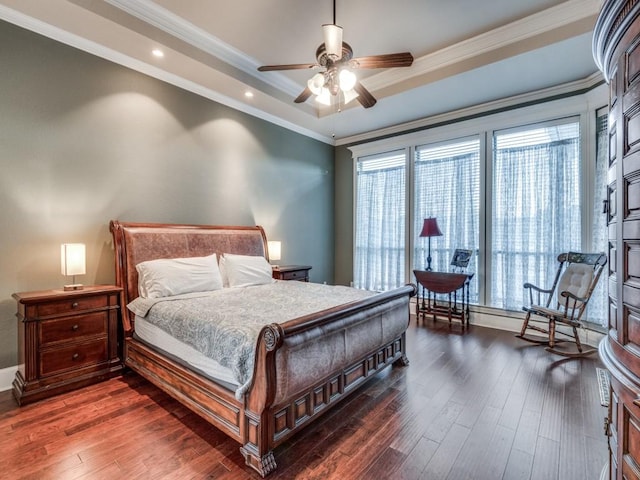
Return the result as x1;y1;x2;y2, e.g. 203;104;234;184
0;365;17;393
411;298;605;348
469;308;605;348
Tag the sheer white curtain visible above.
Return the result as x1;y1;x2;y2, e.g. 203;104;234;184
353;116;607;328
491;122;581;310
354;151;406;291
586;111;609;326
413;139;480;302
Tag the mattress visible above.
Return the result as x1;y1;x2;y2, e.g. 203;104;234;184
134;314;239;387
129;282;375;399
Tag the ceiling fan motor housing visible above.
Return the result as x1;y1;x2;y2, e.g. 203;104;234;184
316;42;354;67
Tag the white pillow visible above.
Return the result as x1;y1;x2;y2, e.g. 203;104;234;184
221;253;274;288
136;253;223;298
219;256;229;288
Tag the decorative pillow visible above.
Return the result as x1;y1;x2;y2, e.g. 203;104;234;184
136;253;223;298
221;253;274;288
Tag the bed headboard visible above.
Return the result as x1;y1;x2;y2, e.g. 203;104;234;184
110;220;268;310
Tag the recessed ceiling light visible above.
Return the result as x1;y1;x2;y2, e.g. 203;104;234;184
152;49;164;58
244;91;254;98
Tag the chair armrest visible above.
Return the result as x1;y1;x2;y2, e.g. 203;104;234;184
523;283;552;294
523;283;553;308
557;290;588;324
560;290;588;304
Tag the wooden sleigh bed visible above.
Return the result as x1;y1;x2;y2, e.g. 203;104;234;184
110;220;416;477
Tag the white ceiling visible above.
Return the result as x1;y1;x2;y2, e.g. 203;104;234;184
0;0;603;145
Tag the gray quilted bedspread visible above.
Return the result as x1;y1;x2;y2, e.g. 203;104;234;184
127;281;374;399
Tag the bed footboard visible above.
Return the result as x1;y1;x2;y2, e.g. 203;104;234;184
242;284;416;477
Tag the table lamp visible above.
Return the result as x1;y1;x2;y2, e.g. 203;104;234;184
268;241;281;268
419;218;442;271
61;243;86;291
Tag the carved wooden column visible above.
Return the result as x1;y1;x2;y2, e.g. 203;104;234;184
594;1;640;478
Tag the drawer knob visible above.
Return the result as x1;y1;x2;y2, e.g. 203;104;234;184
72;353;79;360
71;302;79;308
71;324;79;331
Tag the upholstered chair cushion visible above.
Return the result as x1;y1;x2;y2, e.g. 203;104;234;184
556;263;593;307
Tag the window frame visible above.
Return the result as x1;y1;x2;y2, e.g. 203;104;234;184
353;148;409;291
412;134;482;303
350;95;606;319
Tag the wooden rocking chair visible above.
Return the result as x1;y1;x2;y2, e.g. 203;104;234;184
516;252;607;357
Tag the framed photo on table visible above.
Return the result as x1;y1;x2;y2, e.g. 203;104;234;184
451;249;473;269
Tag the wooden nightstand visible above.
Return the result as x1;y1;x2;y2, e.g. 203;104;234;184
272;265;312;282
12;285;123;405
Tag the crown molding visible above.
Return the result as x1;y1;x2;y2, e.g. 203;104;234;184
0;0;603;145
104;0;302;97
362;0;601;93
104;0;600;108
339;72;604;147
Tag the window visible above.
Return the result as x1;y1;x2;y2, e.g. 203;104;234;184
490;120;581;310
354;150;406;291
413;137;481;302
352;107;608;328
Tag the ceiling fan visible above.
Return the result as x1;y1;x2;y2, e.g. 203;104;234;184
257;0;413;109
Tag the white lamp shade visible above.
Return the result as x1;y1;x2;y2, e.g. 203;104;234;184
342;88;359;105
267;241;281;261
315;87;332;106
307;73;325;95
339;69;357;91
61;243;86;276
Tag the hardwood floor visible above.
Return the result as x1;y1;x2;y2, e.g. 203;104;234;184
0;318;608;479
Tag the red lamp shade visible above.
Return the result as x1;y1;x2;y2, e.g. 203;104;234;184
419;218;442;238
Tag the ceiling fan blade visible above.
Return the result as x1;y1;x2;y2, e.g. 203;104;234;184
258;63;318;72
353;82;377;108
294;87;313;104
350;52;414;69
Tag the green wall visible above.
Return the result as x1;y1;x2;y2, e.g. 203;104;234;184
334;145;354;286
0;20;334;369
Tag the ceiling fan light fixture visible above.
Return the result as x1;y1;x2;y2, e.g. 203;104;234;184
307;73;325;95
322;24;343;59
257;0;413;110
342;88;359;105
315;87;332;106
338;69;356;91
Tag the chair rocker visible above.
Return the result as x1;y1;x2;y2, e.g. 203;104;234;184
516;252;607;358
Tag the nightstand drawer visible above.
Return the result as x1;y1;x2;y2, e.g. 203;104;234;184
280;270;307;281
40;312;108;346
40;338;108;377
272;265;312;282
36;295;109;317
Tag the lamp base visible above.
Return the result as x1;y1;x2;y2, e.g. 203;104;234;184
63;284;84;291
